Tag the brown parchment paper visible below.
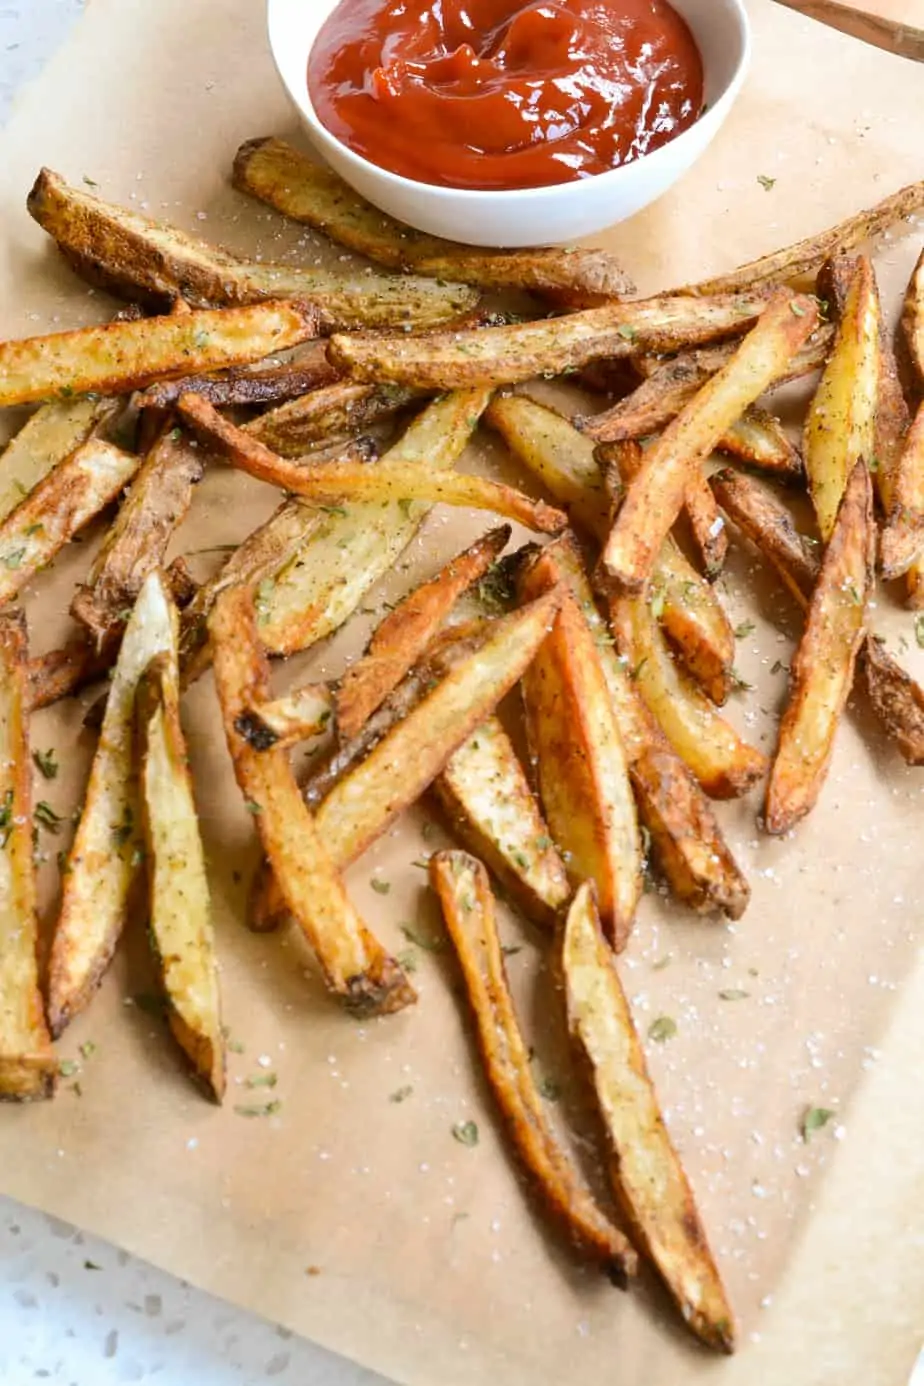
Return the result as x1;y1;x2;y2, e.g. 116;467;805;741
1;2;923;1383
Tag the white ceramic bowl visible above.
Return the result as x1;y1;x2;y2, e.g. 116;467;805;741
266;0;751;248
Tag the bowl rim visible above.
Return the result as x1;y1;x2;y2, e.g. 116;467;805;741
266;0;752;205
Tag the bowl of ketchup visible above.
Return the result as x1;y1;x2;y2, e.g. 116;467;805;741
267;0;750;247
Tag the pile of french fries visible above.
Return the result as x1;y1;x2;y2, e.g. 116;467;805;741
2;136;924;1352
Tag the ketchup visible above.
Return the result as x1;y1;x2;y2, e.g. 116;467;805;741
307;0;704;191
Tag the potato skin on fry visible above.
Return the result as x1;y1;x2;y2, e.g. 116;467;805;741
429;852;637;1282
765;461;874;835
0;393;122;523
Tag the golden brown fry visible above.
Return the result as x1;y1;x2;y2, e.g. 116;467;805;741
861;635;924;766
134;340;339;410
561;882;736;1352
430;852;636;1280
209;582;415;1016
765;462;874;835
71;425;204;646
602;293;819;591
0;394;122;521
47;573;176;1036
879;397;924;582
433;719;571;929
718;407;804;480
0;300;320;409
233;136;633;304
338;526;511;740
0;439;140;609
26;635;114;710
28;167;479;331
904;248;924;386
0;611;57;1101
244;380;423;458
177;391;564;533
330;292;771;390
682;177;924;297
611;593;767;800
709;468;820;607
238;683;334;753
137;653;225;1101
518;553;642;949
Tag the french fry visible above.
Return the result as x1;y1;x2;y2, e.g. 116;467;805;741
47;572;176;1036
233;136;633;305
537;534;749;918
26;634;115;710
27;167;479;330
433;719;571;929
136;652;225;1101
602;293;819;591
709;468;820;606
237;682;334;753
134;340;340;410
329;292;772;391
257;389;495;657
337;526;511;740
765;462;874;835
209;582;415;1016
904;248;924;385
244;381;423;458
681;177;924;297
177;392;565;534
487;395;735;702
0;394;122;521
861;635;924;766
518;552;642;949
0;439;141;608
610;593;767;799
0;611;57;1101
680;467;729;579
0;300;321;409
71;425;204;646
561;882;736;1352
881;405;924;584
429;852;636;1280
718;408;803;479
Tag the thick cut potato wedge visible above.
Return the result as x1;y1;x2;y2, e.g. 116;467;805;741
238;682;334;753
209;583;415;1016
0;300;320;409
0;439;140;608
537;535;749;918
430;853;636;1280
338;526;510;740
904;248;924;385
47;572;176;1036
72;425;203;646
518;554;642;949
881;404;924;584
682;177;924;297
804;257;879;542
433;719;570;929
0;394;122;522
26;634;115;710
137;653;225;1101
135;340;339;410
709;468;820;607
611;593;767;800
330;292;772;390
861;635;924;766
0;612;57;1101
233;136;633;305
765;462;874;835
561;883;736;1352
487;395;734;701
718;407;804;480
27;168;478;331
177;393;565;533
244;381;422;458
602;293;819;591
258;388;494;657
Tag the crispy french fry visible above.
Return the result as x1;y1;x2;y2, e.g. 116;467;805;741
47;572;176;1036
861;635;924;766
244;380;423;458
709;468;820;607
0;394;122;521
611;593;767;799
27;168;479;330
765;462;874;835
719;408;803;479
487;395;735;702
904;248;924;385
681;466;729;579
137;652;225;1101
433;719;571;929
237;683;334;753
602;293;819;591
0;439;140;608
682;177;924;297
561;882;736;1352
0;300;321;409
518;553;642;949
233;136;633;305
881;404;924;583
209;582;415;1016
0;611;57;1101
430;852;636;1280
337;526;511;740
537;535;749;918
330;292;772;391
177;392;565;533
26;634;114;710
71;425;204;646
134;340;340;410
